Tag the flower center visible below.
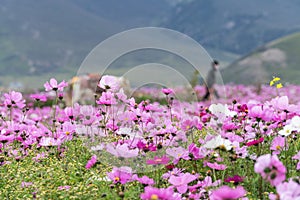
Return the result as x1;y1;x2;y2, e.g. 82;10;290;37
114;177;120;182
66;131;70;135
276;145;281;150
150;194;158;200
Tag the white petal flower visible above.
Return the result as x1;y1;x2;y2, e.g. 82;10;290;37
203;135;233;151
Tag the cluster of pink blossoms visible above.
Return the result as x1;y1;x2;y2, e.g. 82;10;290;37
1;76;300;199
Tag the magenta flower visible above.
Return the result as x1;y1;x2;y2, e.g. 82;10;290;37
162;88;173;95
107;166;132;184
210;185;246;200
137;140;157;152
140;186;180;200
0;134;15;143
146;155;170;165
3;91;25;108
44;78;68;92
207;162;227;171
245;137;264;147
188;143;205;160
254;154;286;186
30;93;47;102
85;155;97;169
224;175;244;184
168;172;198;194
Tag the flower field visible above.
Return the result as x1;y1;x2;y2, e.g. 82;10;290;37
1;77;300;199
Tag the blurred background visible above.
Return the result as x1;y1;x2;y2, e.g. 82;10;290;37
1;0;300;90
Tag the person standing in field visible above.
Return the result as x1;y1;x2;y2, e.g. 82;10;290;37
202;60;220;101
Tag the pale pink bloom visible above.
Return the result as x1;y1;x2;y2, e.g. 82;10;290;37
166;146;190;164
98;75;120;91
44;78;68;92
254;154;286;186
210;185;246;200
106;143;138;158
168;173;198;193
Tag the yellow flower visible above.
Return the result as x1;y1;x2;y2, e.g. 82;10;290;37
270;76;283;89
276;83;283;89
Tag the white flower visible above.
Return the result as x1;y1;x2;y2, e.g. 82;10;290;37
39;137;61;146
209;103;236;118
99;75;120;92
290;116;300;131
279;124;294;136
91;144;104;151
116;127;143;139
279;116;300;136
203;135;233;151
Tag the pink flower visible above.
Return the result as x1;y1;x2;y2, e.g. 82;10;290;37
168;173;198;194
96;91;117;106
166;147;190;164
270;96;289;111
21;182;33;188
140;186;180;200
39;137;61;146
207;162;227;170
98;75;120;91
254;154;286;186
44;78;68;92
270;136;286;154
58;185;71;190
276;179;300;199
3;91;25;108
30;93;47;102
210;185;246;200
85;155;97;169
107;166;132;184
188;143;205;160
292;151;300;170
146;155;170;165
106;143;138;158
162;168;184;179
132;174;155;185
162;88;173;95
248;105;264;119
32;152;47;162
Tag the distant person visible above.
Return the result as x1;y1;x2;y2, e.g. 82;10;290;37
202;60;220;101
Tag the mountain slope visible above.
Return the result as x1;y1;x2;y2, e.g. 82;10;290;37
221;32;300;85
0;0;171;87
163;0;300;55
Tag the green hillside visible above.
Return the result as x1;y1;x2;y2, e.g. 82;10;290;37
222;32;300;85
0;0;170;88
